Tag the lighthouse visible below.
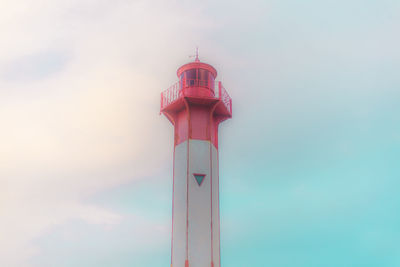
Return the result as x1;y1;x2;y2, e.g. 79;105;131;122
160;55;232;267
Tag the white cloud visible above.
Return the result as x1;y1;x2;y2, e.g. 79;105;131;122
0;0;218;266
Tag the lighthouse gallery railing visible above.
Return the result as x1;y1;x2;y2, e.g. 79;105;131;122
161;81;232;114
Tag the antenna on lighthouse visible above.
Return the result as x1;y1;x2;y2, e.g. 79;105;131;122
189;47;200;62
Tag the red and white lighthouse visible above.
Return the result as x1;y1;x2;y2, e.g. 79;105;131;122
161;56;232;267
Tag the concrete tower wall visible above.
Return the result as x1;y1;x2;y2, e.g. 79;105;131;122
211;143;220;267
172;141;188;266
172;139;220;267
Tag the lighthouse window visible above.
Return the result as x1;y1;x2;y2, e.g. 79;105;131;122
209;73;215;90
180;73;184;89
198;69;208;87
185;69;196;86
182;69;214;90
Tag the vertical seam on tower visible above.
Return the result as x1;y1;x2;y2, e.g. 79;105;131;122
210;141;213;266
186;139;190;263
171;145;176;266
184;98;190;265
209;102;218;267
217;149;221;267
169;114;177;267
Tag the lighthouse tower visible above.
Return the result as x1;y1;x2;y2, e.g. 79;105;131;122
161;55;232;267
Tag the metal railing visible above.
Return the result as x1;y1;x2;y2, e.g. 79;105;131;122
161;80;232;114
216;82;232;114
161;81;180;110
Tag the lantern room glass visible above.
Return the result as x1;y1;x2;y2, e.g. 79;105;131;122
180;68;215;92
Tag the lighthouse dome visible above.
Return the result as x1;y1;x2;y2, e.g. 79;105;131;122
177;60;217;94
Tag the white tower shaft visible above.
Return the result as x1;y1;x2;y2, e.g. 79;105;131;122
172;139;220;267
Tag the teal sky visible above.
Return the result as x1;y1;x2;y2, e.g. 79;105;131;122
1;0;399;266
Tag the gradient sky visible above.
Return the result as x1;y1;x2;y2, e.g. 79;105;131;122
1;0;400;266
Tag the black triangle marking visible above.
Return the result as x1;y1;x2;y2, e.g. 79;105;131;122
193;174;206;186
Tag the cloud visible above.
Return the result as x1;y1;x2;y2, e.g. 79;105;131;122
0;0;218;265
1;50;71;82
2;0;400;266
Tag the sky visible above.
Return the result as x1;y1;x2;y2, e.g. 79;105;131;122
1;0;400;266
